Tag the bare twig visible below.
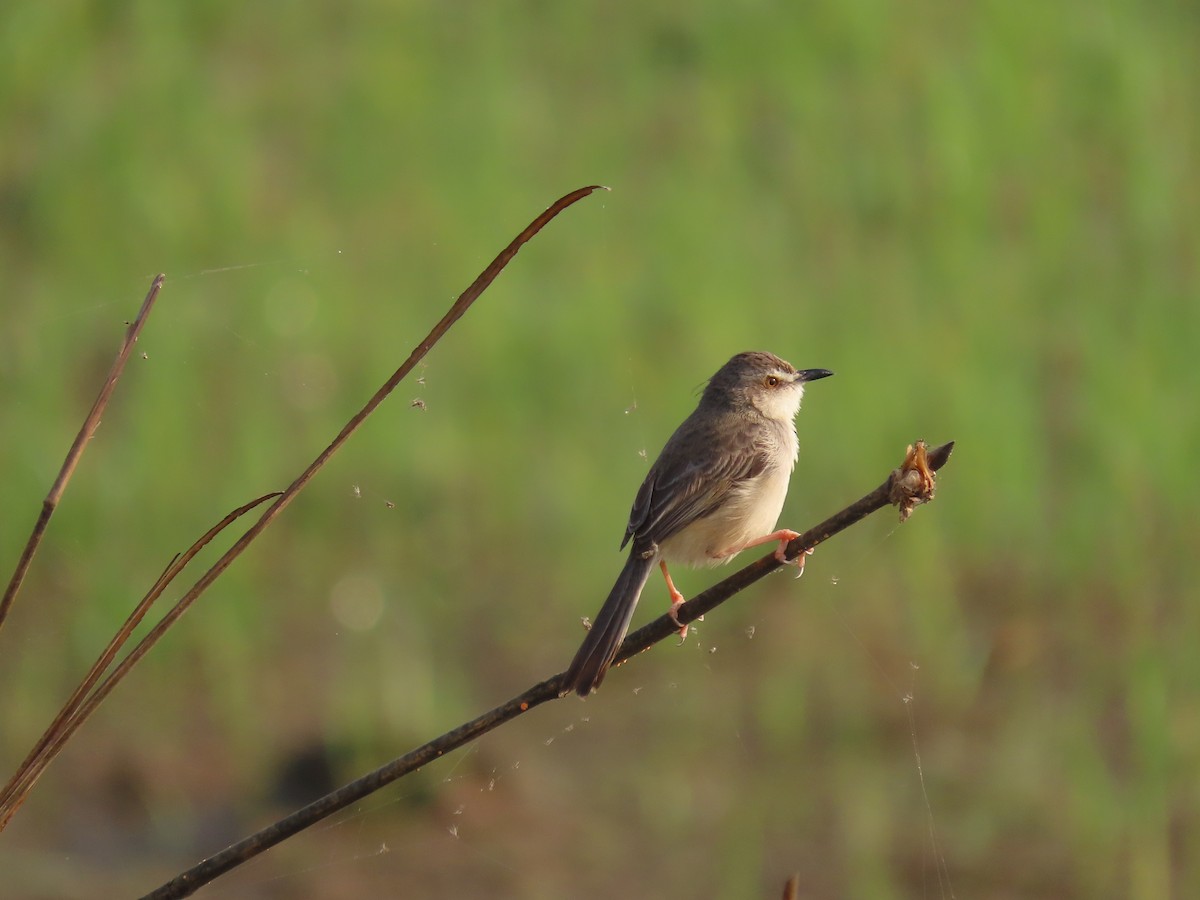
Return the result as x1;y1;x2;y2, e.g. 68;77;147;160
0;186;605;832
611;441;953;658
0;493;281;828
0;274;165;637
141;440;954;900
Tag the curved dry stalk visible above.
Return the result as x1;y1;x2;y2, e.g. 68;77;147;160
0;274;165;637
0;492;281;828
141;440;954;900
137;186;608;618
0;185;606;833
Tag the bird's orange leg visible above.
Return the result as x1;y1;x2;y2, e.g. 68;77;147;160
714;529;811;574
660;560;698;639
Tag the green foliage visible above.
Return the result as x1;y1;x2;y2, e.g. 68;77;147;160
1;1;1197;896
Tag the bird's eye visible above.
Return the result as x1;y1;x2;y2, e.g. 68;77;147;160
765;376;780;387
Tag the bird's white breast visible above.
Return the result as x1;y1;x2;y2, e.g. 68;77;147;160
660;421;799;569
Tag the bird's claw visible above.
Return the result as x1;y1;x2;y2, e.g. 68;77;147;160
668;599;702;642
775;543;813;579
668;599;688;640
772;529;806;565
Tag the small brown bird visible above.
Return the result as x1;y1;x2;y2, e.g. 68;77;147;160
562;351;832;696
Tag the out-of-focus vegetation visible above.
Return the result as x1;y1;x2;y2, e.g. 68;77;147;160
1;2;1197;897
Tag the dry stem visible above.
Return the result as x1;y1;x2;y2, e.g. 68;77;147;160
142;440;953;899
0;274;165;636
0;186;606;832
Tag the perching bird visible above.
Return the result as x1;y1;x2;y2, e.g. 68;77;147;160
562;351;832;696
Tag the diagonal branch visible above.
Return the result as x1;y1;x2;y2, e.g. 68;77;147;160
0;274;165;638
140;440;954;900
610;440;953;659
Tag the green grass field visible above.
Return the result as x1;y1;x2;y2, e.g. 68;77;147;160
2;2;1197;897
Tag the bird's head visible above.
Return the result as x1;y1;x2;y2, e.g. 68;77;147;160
703;351;833;421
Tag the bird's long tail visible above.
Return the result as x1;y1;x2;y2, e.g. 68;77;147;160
562;550;656;696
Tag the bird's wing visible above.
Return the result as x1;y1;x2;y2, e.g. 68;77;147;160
622;418;770;548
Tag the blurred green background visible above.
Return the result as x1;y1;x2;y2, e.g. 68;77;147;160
1;2;1197;897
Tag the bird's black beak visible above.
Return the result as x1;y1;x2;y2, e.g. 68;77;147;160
796;368;834;383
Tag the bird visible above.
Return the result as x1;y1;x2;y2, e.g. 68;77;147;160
562;351;833;696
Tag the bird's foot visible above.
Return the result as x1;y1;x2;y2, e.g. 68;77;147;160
768;529;803;562
661;561;701;641
766;530;813;577
785;547;813;578
716;528;804;564
667;597;703;642
668;598;688;640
